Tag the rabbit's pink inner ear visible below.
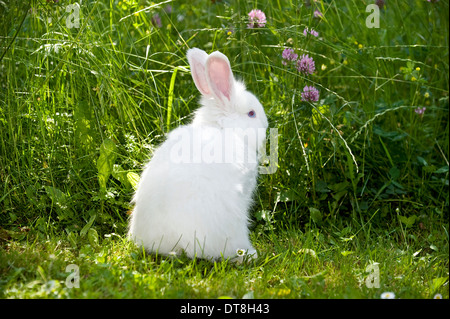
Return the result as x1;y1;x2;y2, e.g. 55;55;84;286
192;61;210;96
207;57;233;101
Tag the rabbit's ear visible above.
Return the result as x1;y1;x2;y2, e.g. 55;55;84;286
206;51;234;102
187;48;211;96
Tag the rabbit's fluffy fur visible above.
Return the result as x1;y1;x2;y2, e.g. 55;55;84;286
128;48;268;261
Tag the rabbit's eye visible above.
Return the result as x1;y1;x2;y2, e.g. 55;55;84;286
248;110;256;118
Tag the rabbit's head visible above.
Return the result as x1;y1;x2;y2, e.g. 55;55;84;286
187;48;268;137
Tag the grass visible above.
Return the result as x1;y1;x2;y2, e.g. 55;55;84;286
1;224;448;299
0;0;449;299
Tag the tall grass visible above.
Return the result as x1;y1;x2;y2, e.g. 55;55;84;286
0;0;448;299
1;0;447;230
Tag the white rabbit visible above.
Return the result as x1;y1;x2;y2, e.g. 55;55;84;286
128;48;268;261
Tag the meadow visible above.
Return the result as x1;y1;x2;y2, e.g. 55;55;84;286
0;0;448;300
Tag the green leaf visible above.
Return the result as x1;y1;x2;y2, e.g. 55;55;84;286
88;228;99;247
374;127;407;142
167;67;179;131
44;186;68;209
67;231;78;248
309;207;323;224
390;180;404;190
97;139;117;192
429;244;438;252
430;277;448;294
311;104;329;126
112;164;131;189
417;156;428;166
389;166;400;180
332;190;347;202
275;189;298;203
328;181;349;192
80;214;96;237
242;291;255;299
398;215;417;228
340;250;354;257
36;265;47;282
413;249;422;257
127;172;140;191
268;25;279;37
